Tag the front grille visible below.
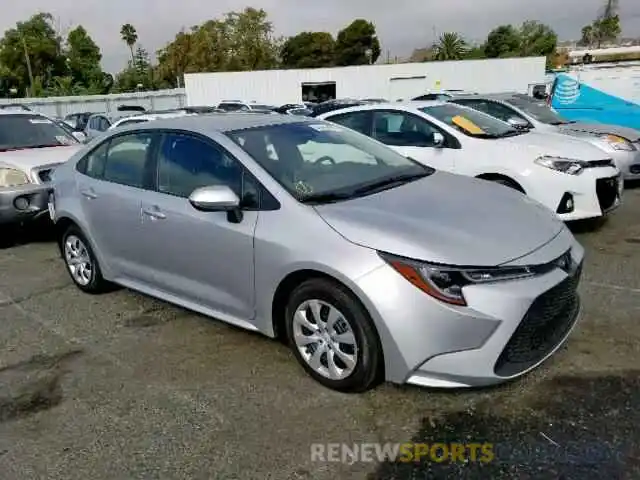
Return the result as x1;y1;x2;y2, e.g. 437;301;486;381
595;176;619;211
585;159;614;168
37;169;53;183
495;262;582;377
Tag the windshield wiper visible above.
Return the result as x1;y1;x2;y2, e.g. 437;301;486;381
353;171;432;196
300;192;355;205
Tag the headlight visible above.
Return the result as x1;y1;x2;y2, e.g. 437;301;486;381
379;253;536;306
0;168;30;187
600;134;635;151
534;156;588;175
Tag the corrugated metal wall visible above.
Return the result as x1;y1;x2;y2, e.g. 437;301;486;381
184;57;547;106
0;89;186;118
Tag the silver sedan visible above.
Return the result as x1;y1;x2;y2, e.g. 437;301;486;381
49;114;584;392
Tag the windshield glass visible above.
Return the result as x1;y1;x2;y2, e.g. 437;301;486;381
420;104;519;138
0;114;79;151
505;96;568;124
227;122;434;203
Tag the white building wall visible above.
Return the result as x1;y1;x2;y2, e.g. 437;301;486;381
184;57;546;106
576;64;640;104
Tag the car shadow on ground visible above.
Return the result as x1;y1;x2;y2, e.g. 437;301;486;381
0;219;57;249
369;371;640;479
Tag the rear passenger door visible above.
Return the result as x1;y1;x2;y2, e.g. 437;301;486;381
75;131;158;279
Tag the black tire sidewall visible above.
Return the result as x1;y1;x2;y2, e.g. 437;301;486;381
284;278;382;393
61;226;104;293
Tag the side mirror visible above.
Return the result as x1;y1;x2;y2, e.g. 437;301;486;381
72;131;87;142
432;132;445;147
506;117;529;130
189;185;241;218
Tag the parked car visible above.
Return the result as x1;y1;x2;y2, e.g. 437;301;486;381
63;112;94;132
0;109;82;226
448;93;640;181
54;118;87;142
108;111;193;130
50;114;584;393
412;90;477;101
84;112;139;140
316;101;623;221
273;104;313;116
217;100;276;112
308;99;374;117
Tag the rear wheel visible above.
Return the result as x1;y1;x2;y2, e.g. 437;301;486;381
61;225;109;293
284;278;383;393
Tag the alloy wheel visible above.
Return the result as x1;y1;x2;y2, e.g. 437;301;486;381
292;299;358;380
64;234;93;286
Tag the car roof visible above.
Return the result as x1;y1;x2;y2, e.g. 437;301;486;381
89;111;133;121
118;112;311;134
319;101;448;113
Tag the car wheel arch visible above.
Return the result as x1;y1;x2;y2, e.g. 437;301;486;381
475;173;526;193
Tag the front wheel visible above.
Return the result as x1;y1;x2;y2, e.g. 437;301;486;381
284;278;383;393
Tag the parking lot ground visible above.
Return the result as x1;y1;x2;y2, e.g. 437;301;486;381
1;187;639;480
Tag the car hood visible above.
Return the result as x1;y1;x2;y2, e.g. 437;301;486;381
557;122;640;142
314;171;565;266
0;145;82;171
500;131;611;161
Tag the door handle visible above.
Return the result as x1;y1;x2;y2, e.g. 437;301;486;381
80;188;97;199
142;207;166;219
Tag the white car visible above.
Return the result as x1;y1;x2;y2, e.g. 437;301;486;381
108;111;192;130
316;102;623;221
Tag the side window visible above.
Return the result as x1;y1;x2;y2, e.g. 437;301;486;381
87;117;97;129
103;132;154;188
77;141;110;178
98;117;111;131
327;111;371;135
372;111;440;147
157;134;246;200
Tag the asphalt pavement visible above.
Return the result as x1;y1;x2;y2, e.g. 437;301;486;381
1;186;639;479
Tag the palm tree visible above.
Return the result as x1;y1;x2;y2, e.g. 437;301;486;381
120;24;138;65
433;32;467;61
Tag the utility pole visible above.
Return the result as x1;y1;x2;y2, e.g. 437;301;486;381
21;36;34;97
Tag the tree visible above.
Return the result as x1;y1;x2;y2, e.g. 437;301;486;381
483;25;521;58
115;46;153;92
518;21;557;57
334;19;381;66
281;32;335;68
578;0;621;47
433;32;467;61
66;25;104;91
120;23;138;65
0;12;67;96
155;7;281;87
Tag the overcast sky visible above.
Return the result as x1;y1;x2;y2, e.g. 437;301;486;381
2;0;640;73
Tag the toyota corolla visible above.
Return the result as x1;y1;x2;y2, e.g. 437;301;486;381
50;114;584;392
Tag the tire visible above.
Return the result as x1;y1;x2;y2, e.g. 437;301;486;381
284;278;383;393
60;225;109;294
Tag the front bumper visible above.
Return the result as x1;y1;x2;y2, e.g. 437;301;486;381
531;166;622;221
611;147;640;181
354;228;584;387
0;183;52;225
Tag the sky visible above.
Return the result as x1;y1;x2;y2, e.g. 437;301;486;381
2;0;640;73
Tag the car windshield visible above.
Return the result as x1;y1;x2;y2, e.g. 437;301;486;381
505;96;569;125
0;114;79;151
227;121;434;204
421;104;520;138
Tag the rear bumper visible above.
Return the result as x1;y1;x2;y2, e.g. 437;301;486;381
0;184;52;225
